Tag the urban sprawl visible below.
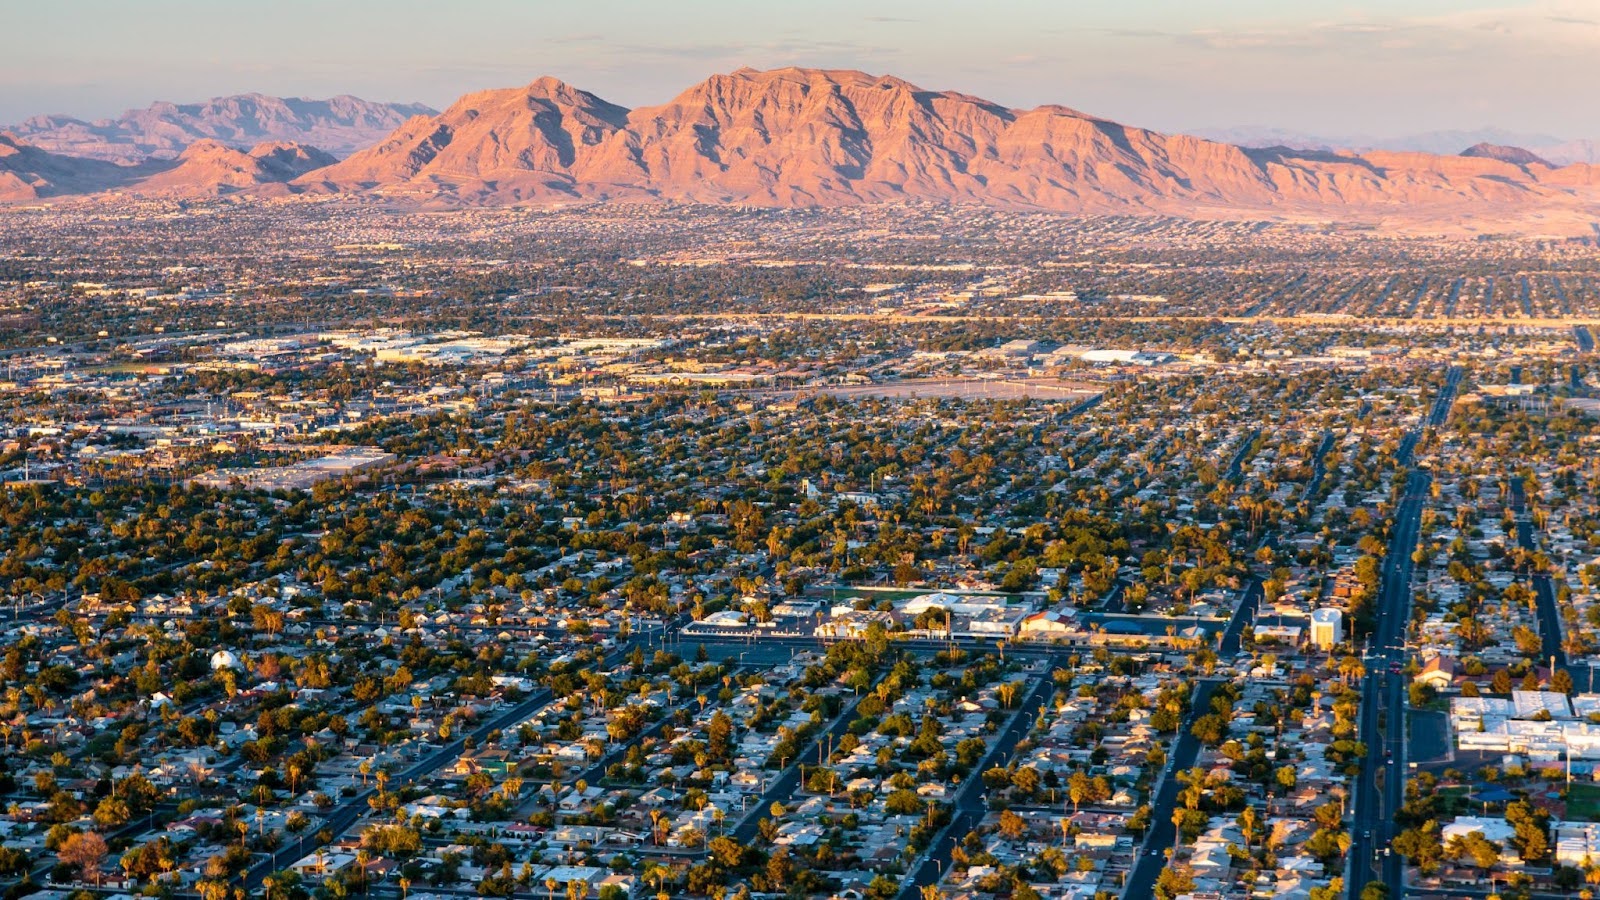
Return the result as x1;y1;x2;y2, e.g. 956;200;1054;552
0;202;1599;900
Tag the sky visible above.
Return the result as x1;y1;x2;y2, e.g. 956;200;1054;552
5;0;1599;140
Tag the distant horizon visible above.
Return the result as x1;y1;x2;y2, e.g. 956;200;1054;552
5;67;1595;151
6;1;1599;140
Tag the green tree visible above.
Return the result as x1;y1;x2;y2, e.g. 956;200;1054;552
1393;820;1445;875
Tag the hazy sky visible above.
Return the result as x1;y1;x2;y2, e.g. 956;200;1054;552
6;0;1599;138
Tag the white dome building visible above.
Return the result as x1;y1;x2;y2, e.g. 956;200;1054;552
1309;608;1344;650
210;650;241;672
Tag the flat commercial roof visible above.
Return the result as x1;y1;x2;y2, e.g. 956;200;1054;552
1513;690;1573;720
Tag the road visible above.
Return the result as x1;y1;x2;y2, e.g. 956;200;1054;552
1576;325;1595;353
1508;478;1568;673
241;642;645;890
737;378;1104;404
1225;429;1262;483
1218;580;1263;657
506;309;1600;333
0;592;68;623
685;630;1182;661
729;684;874;845
1346;366;1460;900
1121;678;1224;900
1303;429;1337;501
1099;579;1131;614
514;664;754;822
897;672;1054;900
1410;887;1596;900
1347;479;1427;894
1414;883;1587;896
120;610;673;647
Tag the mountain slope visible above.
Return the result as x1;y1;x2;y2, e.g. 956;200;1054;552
9;94;436;162
10;69;1600;233
0;132;145;200
1460;142;1551;168
298;77;629;202
125;140;337;196
293;67;1600;232
0;132;336;201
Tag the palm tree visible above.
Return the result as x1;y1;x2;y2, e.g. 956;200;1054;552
1238;805;1260;850
1176;766;1207;812
641;862;669;898
1331;784;1349;818
1338;655;1365;687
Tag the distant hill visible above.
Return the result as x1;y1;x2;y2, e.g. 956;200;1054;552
1460;143;1552;168
8;94;436;163
10;69;1600;235
0;132;143;200
128;140;337;196
1194;125;1600;166
0;132;332;201
293;67;1600;234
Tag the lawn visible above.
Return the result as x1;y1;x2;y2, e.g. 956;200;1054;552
1437;785;1472;816
1567;782;1600;820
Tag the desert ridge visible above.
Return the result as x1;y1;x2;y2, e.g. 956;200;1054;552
6;67;1600;234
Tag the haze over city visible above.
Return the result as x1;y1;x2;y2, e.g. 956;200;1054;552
7;0;1600;138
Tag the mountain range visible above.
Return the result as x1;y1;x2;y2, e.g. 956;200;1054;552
1192;125;1600;167
6;69;1600;235
7;94;435;163
0;134;334;201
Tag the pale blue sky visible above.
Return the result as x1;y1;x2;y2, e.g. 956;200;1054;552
5;0;1598;137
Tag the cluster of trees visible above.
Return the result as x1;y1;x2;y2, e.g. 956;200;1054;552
1395;788;1553;875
